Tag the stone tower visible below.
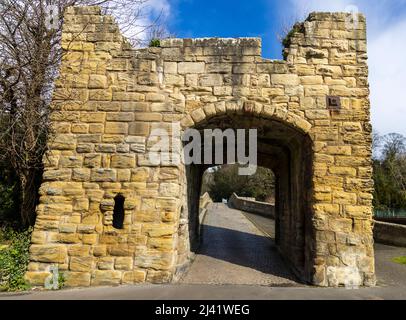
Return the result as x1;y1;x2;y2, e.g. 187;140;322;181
25;6;375;288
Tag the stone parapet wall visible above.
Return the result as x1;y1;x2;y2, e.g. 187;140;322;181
198;192;212;238
229;193;275;219
373;221;406;247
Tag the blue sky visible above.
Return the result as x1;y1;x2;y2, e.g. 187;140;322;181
167;0;284;59
148;0;406;136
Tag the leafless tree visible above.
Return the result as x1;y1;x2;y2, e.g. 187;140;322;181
0;0;169;226
382;133;406;193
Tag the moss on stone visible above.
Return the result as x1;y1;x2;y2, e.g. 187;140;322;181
393;256;406;265
282;22;305;48
149;38;161;47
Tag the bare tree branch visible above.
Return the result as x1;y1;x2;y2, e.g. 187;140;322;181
0;0;169;225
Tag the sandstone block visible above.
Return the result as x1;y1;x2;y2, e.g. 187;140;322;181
25;272;51;286
178;62;205;74
326;146;352;156
91;270;122;286
122;270;146;284
164;62;177;74
30;245;67;263
146;93;166;102
333;191;357;205
84;154;101;168
300;75;324;85
112;92;144;101
108;244;135;256
31;230;47;244
72;168;91;182
90;169;116;182
146;270;172;283
115;257;133;270
43;169;72;182
70;257;95;272
199;74;222;86
82;234;98;245
97;257;114;270
64;272;91;287
143;223;177;237
93;245;107;257
271;74;299;86
49;135;76;150
111;154;136;168
148;237;175;251
88;75;108;89
72;124;88;134
159;183;180;197
89;89;112;101
164;74;185;86
105;122;128;134
68;245;90;257
206;63;232;73
59;224;77;234
134;249;174;270
131;167;150;182
128;122;150;136
233;64;255;74
190;108;206;123
304;85;329;96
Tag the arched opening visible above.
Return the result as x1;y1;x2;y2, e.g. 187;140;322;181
177;113;314;284
113;194;125;230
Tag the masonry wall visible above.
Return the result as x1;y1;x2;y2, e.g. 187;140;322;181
229;193;275;218
26;6;375;288
373;221;406;247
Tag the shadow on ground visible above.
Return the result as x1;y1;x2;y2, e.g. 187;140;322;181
198;224;298;282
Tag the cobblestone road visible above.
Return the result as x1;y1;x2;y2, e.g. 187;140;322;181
179;203;299;286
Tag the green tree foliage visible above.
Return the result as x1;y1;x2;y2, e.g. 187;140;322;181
0;165;20;227
373;132;406;211
0;227;32;291
205;164;275;202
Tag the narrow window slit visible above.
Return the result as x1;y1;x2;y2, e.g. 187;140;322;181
113;194;125;229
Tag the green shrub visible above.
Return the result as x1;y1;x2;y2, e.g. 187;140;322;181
0;227;32;291
393;256;406;265
281;22;304;48
149;38;161;47
0;179;19;227
58;272;66;289
281;22;305;60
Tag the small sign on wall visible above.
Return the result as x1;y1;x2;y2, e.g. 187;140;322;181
326;96;341;110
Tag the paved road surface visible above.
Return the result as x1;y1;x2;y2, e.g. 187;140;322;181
179;203;298;286
240;206;406;289
1;203;405;300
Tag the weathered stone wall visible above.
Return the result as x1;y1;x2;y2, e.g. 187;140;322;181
229;193;275;218
199;192;213;224
373;221;406;247
26;6;375;288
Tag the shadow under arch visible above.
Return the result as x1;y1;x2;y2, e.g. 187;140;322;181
176;108;315;284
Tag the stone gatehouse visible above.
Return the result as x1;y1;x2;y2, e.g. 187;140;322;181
25;6;375;288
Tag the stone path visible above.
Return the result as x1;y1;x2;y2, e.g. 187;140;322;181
179;203;299;286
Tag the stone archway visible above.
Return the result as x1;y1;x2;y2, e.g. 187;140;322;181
25;6;376;288
176;110;314;283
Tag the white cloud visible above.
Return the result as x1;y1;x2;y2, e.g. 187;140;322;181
369;19;406;136
106;0;171;46
287;0;406;136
